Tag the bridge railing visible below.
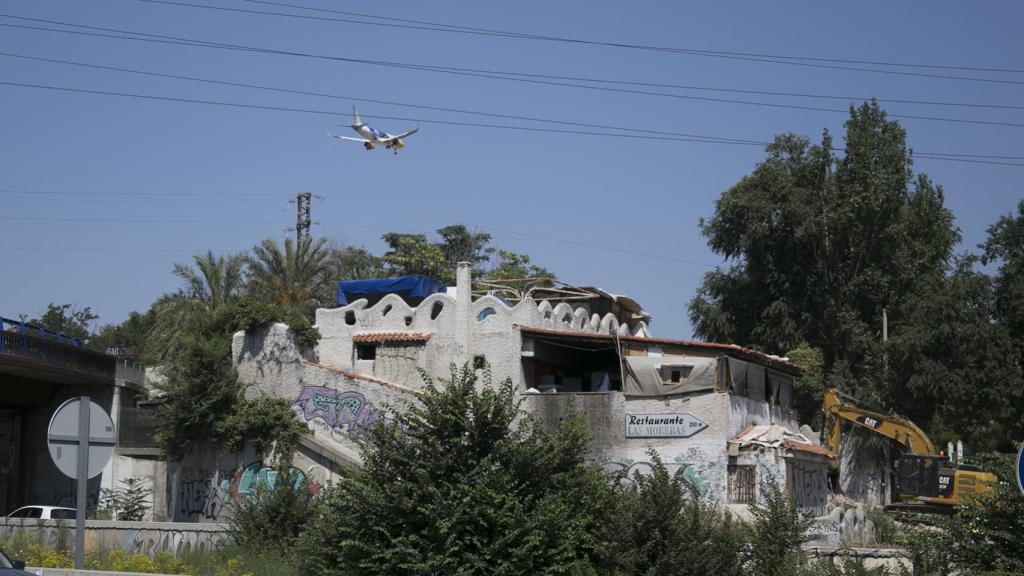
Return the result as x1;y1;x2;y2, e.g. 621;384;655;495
0;328;115;383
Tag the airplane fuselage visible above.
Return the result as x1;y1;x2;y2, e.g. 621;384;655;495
353;125;406;150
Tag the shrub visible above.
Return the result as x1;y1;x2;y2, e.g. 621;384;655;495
227;466;319;555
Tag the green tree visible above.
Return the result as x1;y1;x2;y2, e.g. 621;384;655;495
611;451;745;576
885;257;1022;450
248;237;331;317
299;365;615;576
381;231;450;282
173;250;247;307
689;101;958;404
91;309;157;359
153;298;312;461
27;303;99;341
147;251;248;364
436;224;494;272
98;477;152;521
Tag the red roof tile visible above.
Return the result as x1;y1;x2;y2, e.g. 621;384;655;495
782;439;835;459
352;332;431;343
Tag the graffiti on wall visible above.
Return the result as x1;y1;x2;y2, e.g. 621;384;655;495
177;462;321;521
218;461;320;501
603;448;717;498
178;468;230;520
790;461;828;516
293;385;383;440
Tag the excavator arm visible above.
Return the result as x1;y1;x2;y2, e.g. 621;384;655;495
822;388;935;461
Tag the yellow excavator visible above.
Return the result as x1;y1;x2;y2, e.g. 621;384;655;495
823;388;996;513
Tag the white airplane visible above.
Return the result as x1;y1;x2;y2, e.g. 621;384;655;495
327;107;419;154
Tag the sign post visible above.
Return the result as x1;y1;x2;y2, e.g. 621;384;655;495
47;397;115;569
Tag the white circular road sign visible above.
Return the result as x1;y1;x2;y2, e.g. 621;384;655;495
47;398;115;480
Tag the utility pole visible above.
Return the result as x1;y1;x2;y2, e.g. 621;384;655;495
295;191;312;243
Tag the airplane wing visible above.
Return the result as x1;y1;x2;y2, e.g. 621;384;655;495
326;128;370;143
390;124;420;140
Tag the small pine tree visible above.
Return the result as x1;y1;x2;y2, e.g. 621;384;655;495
99;477;152;521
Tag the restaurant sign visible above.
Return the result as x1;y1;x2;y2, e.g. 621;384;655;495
625;413;708;438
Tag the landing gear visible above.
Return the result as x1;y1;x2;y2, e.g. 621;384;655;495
364;142;374;150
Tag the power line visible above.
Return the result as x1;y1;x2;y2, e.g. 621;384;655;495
138;0;1024;82
3;50;1021;162
2;79;1023;167
0;52;762;145
4;17;1024;130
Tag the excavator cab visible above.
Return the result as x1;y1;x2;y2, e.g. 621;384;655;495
893;453;993;513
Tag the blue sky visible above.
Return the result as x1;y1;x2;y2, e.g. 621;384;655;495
2;1;1021;340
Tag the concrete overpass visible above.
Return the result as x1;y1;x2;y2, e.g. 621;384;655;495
0;319;144;515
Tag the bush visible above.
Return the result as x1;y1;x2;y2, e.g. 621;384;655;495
746;479;811;576
99;477;153;521
611;450;745;576
227;466;320;555
299;364;617;576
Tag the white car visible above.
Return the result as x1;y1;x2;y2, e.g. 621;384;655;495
3;506;76;520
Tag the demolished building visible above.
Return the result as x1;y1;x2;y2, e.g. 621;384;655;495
134;263;833;523
158;262;832;522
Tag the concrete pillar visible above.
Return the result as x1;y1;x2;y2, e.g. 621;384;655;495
455;262;472;366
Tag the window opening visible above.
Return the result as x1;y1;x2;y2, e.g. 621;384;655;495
344;310;356;326
430;301;444;320
356;343;378;360
477;307;496;321
381;304;392;316
728;465;756;504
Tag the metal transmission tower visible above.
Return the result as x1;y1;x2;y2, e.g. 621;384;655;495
295;192;312;242
287;192;323;241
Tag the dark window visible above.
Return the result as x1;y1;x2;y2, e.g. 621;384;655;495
12;507;44;519
728;465;755;504
473;355;486;370
50;509;75;520
356;344;377;360
430;301;444;320
344;311;357;326
670;370;681;383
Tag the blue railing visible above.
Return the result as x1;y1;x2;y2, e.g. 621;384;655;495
0;316;84;347
0;321;114;383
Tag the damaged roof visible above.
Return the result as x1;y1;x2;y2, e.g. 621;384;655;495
515;325;802;375
730;424;835;458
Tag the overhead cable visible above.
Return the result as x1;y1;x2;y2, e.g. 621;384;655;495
2;17;1024;129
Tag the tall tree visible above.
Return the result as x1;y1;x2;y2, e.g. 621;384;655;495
248;237;331;316
381;231;450;283
689;102;958;402
27;303;99;341
172;250;247;308
147;251;247;363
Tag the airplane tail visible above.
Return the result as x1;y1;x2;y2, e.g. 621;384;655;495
351;105;363;127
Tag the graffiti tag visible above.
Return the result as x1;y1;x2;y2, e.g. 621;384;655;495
292;386;383;439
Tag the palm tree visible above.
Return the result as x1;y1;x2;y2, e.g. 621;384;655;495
172;250;247;308
247;237;330;316
147;251;247;363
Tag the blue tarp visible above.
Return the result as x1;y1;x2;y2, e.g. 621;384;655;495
337;275;447;306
